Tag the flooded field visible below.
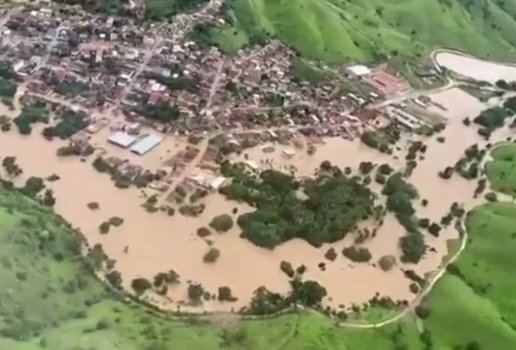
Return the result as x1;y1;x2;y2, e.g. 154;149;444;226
0;87;505;313
435;50;516;83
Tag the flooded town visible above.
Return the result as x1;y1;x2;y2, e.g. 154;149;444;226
1;0;516;317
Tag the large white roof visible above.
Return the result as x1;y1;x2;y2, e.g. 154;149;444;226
130;134;163;155
108;131;137;148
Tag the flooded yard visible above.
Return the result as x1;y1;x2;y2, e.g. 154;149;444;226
435;50;516;83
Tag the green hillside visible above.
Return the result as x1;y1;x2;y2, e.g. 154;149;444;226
208;0;516;63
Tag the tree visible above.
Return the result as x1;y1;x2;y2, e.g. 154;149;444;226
288;280;327;307
196;226;211;238
359;161;375;175
320;160;332;172
209;214;234;232
87;243;107;270
378;163;393;175
105;270;122;289
218;286;237;302
131;278;152;295
418;218;430;229
324;247;337;261
378;255;396;271
428;222;442;237
399;232;426;264
108;216;124;227
280;261;295;277
203;247;220;263
342;246;372;262
21;177;45;197
99;222;111;234
439;166;454;179
42;189;56;207
188;283;204;301
415;305;431;319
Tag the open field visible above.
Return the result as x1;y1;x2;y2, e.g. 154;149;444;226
211;0;516;63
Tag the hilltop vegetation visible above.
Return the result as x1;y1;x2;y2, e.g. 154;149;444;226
196;0;516;63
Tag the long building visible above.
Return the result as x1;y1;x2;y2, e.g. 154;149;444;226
130;134;163;155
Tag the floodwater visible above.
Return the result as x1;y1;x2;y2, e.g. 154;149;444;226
0;87;507;313
435;50;516;83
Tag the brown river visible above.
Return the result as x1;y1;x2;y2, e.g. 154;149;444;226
0;87;509;313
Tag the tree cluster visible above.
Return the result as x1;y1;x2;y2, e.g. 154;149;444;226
219;164;375;248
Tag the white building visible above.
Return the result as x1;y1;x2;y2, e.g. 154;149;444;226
130;134;163;155
108;132;137;148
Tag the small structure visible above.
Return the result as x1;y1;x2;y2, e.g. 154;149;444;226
282;149;296;159
345;65;371;77
108;131;137;148
210;177;227;190
131;134;163;155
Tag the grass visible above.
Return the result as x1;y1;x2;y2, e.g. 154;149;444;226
485;143;516;196
422;202;516;349
211;0;516;64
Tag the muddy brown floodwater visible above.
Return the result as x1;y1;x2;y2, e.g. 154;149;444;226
0;87;509;313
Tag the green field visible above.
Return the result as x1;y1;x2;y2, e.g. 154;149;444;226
208;0;516;63
2;172;516;349
485;143;516;196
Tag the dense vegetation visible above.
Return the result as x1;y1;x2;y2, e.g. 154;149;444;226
219;162;375;248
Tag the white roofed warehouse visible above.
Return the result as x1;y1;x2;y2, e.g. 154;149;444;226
130;134;163;155
108;132;137;148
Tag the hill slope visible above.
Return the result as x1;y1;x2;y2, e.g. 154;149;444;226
210;0;516;63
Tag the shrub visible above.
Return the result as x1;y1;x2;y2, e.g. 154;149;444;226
342;246;372;262
108;216;124;227
280;261;295;277
209;214;234;232
378;255;396;271
203;247;220;263
99;222;110;234
324;247;337;261
196;227;211;238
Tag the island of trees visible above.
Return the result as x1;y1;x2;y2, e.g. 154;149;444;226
218;161;375;248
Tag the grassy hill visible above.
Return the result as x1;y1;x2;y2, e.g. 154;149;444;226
1;171;516;349
207;0;516;63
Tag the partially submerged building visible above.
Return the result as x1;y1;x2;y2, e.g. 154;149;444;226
130;134;163;155
108;131;137;148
